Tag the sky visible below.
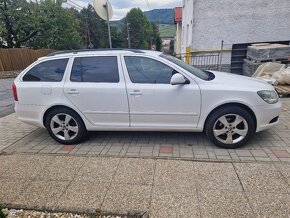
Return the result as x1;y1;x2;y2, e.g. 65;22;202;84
67;0;183;20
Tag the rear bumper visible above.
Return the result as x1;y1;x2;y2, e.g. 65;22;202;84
253;101;281;132
15;103;45;128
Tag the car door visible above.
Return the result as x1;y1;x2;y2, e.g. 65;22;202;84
121;55;201;129
64;55;129;127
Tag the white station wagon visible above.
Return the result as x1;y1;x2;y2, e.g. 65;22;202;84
13;49;281;148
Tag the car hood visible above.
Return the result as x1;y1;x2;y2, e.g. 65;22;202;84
208;71;274;91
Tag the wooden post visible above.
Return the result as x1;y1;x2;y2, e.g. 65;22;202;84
186;47;191;64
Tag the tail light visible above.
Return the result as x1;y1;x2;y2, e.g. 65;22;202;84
12;82;18;101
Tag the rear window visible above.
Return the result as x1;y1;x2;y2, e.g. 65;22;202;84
23;59;68;82
70;56;119;83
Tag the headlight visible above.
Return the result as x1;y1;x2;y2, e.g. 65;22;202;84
257;90;279;104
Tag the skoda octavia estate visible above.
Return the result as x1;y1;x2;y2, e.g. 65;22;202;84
13;49;281;148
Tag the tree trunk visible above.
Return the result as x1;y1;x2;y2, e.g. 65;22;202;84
3;15;14;48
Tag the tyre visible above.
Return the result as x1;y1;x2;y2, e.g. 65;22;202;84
45;108;87;144
205;106;255;149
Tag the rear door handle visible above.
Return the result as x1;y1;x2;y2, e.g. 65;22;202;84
130;90;142;96
67;89;79;94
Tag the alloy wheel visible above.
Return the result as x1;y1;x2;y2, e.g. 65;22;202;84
213;114;248;144
50;113;79;141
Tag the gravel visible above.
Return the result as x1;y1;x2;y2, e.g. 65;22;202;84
0;71;21;79
1;208;125;218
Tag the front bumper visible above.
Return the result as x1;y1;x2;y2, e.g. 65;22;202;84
253;101;281;132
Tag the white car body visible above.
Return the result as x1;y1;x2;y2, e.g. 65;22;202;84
13;49;281;147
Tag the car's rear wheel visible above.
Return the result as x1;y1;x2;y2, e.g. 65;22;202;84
45;108;87;144
205;106;255;149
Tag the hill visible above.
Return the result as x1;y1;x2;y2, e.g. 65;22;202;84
112;8;174;26
159;24;176;38
144;8;174;24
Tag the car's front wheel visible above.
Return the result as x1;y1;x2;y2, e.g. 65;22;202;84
205;106;255;149
45;108;87;144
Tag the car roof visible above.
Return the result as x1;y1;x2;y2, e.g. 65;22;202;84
42;49;163;60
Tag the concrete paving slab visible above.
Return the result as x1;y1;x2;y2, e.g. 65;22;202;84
194;162;243;192
38;156;86;181
0;154;290;217
13;180;70;209
198;190;253;218
75;157;120;183
0;177;31;203
246;192;290;217
57;180;109;210
234;163;290;193
113;158;155;185
150;185;200;218
154;159;195;188
1;155;53;179
101;184;151;213
275;163;290;178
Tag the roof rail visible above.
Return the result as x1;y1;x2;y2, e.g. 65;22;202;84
47;48;145;56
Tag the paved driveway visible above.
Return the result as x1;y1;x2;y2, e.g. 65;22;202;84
1;99;290;162
0;79;14;118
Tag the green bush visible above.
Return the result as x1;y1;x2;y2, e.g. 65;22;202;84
0;205;7;218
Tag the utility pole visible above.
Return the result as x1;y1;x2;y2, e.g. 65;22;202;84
127;23;131;48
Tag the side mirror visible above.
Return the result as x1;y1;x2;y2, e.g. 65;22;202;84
170;73;190;85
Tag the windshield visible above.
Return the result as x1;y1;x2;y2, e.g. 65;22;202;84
160;54;209;80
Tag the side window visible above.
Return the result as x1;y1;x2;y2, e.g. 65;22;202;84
23;59;68;82
124;56;176;84
71;56;119;83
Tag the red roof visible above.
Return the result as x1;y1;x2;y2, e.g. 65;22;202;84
174;7;182;23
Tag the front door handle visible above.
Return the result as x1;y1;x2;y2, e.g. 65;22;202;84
67;89;79;94
130;90;142;96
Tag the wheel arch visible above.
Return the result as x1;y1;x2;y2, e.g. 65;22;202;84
43;105;86;129
204;103;257;132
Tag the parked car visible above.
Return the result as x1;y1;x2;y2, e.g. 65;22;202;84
13;49;281;148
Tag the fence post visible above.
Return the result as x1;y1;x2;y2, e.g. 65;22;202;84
219;40;224;71
185;47;191;64
0;49;3;71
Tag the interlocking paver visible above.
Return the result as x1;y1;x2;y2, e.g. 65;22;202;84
273;150;290;158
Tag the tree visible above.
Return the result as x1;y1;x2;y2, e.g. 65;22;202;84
0;0;82;49
77;5;109;49
111;26;123;48
27;0;82;49
151;22;162;51
0;0;40;47
123;8;152;49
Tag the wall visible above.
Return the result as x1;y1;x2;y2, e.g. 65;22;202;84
181;0;290;53
175;22;182;54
